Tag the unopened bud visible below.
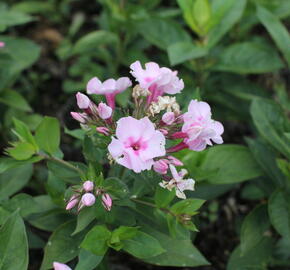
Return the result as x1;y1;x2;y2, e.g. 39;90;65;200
81;193;95;207
153;159;169;175
65;195;79;210
167;156;183;166
97;102;112;119
70;112;86;123
76;92;90;109
162;112;175;125
82;181;94;192
102;193;112;211
96;127;110;136
53;262;72;270
159;129;168;136
0;42;5;48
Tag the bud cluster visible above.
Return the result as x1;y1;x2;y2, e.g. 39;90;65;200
66;180;112;212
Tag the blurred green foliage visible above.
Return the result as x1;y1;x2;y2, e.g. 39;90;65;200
0;0;289;269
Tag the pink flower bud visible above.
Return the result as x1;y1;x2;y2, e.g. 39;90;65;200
53;262;72;270
65;195;79;210
76;92;90;109
0;42;5;48
82;181;94;192
70;112;86;123
167;156;183;166
153;159;169;174
102;193;112;211
96;127;110;136
159;129;168;136
81;193;95;207
162;112;175;125
97;102;112;119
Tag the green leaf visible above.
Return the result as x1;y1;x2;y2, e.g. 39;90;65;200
195;145;262;184
73;30;118;54
246;138;286;187
12;1;54;14
137;18;191;50
0;90;31;111
207;0;247;48
240;204;270;255
75;249;103;270
0;36;40;91
227;237;274;270
193;0;211;34
103;177;129;199
257;5;290;66
214;40;284;74
154;185;176;208
268;190;290;238
40;221;84;270
81;225;111;256
0;8;33;28
0;211;28;270
143;227;209;267
7;141;36;160
0;164;33;199
12;118;37;148
72;204;103;235
47;161;82;184
250;98;290;159
0;156;42;174
171;199;205;215
35;116;60;155
167;42;208;65
123;231;165;259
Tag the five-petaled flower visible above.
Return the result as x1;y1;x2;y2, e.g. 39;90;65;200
108;116;166;173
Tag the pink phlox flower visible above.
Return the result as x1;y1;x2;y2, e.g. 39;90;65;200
87;77;132;95
0;42;5;48
53;262;72;270
86;77;132;109
108;116;166;173
130;61;184;102
182;100;224;151
159;165;195;199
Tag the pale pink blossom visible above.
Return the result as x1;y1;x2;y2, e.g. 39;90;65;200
70;112;86;123
159;165;195;199
97;102;112;119
83;181;94;192
65;195;79;210
53;262;72;270
76;92;90;109
96;127;110;136
130;61;184;103
81;193;95;207
182;100;224;151
153;159;169;174
162;112;175;125
108;116;166;173
102;193;112;211
87;77;132;109
0;42;5;48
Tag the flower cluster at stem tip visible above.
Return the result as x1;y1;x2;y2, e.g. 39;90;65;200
70;61;224;202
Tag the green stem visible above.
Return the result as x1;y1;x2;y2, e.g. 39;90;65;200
38;153;84;175
130;198;175;216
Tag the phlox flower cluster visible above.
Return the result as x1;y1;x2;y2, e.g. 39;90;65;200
65;180;112;212
71;61;224;201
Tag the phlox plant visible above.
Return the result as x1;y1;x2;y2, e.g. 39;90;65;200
5;61;224;269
